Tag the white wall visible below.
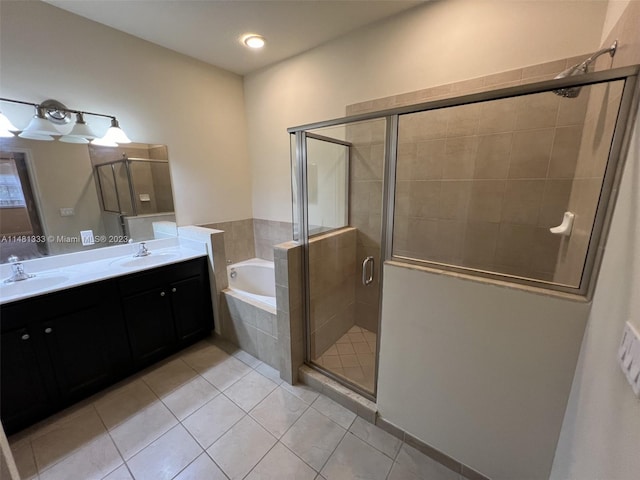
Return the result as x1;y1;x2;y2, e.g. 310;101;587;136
0;0;252;226
550;2;640;477
244;0;608;221
378;266;590;479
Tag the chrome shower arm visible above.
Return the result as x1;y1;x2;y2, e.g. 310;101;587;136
582;40;618;67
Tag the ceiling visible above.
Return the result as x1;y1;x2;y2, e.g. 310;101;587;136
44;0;423;75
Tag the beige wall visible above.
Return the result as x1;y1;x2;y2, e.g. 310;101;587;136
378;265;590;479
244;0;608;222
0;1;252;226
550;2;640;478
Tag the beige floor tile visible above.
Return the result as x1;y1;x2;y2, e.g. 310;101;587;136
280;382;320;405
347;332;366;343
38;433;122;480
311;395;356;429
349;417;402;459
340;354;360;367
394;444;459;480
142;358;198;398
347;326;363;334
324;345;338;356
281;408;346;471
336;334;351;344
255;361;284;385
357;353;375;366
224;370;278;412
173;453;227;480
180;343;230;373
233;350;261;368
207;416;277;480
161;375;219;421
102;464;133;480
245;443;316;480
31;405;106;472
250;387;309;438
321;355;342;368
200;356;252;391
109;401;178;460
343;366;365;382
321;434;393;480
10;439;38;480
182;394;245;448
94;380;157;430
126;425;202;480
336;343;355;355
353;342;371;354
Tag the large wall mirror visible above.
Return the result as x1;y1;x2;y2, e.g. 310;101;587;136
0;138;176;263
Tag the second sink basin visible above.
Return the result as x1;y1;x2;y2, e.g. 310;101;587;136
110;252;180;269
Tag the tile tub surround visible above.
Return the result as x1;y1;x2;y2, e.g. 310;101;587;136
202;218;293;264
202;218;256;264
8;338;463;480
274;241;304;384
221;289;279;371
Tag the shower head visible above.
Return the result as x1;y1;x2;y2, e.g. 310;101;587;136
553;40;618;98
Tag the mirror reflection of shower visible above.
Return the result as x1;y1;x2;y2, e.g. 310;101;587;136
90;144;175;242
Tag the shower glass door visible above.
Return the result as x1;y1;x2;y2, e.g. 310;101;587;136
292;118;386;398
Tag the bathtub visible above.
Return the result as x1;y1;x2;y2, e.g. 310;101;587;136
227;258;276;309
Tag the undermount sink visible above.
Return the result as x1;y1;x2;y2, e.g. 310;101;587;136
110;252;180;268
1;274;70;297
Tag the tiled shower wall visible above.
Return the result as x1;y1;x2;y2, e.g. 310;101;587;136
346;55;599;283
346;121;386;333
308;228;357;358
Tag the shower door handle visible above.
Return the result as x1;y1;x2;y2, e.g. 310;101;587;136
362;256;374;286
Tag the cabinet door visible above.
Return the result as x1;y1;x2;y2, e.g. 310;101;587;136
122;288;176;368
170;275;207;344
0;325;54;435
38;282;131;405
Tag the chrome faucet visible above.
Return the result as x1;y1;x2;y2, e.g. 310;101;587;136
4;255;35;283
229;267;237;279
134;242;150;257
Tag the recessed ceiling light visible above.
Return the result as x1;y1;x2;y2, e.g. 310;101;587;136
242;34;265;49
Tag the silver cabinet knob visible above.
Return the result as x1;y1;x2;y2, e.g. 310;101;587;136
160;291;166;297
21;333;30;341
44;327;53;334
172;287;177;293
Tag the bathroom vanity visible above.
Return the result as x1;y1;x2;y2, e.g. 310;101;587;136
0;242;214;435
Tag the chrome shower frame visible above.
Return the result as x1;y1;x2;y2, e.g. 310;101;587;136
289;65;640;400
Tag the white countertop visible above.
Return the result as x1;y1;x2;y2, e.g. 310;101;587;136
0;237;208;305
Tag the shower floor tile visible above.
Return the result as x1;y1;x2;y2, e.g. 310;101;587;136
315;326;377;393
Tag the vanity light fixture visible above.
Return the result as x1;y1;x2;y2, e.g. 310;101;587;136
242;34;265;49
19;105;60;141
0;97;132;145
59;112;98;144
0;110;19;138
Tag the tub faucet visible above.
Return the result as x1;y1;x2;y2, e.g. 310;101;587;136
230;267;237;279
4;255;35;283
134;242;150;257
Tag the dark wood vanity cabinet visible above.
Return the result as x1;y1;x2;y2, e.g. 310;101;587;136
119;258;212;369
0;256;213;435
0;281;130;434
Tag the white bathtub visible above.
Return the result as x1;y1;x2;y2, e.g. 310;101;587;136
227;258;276;309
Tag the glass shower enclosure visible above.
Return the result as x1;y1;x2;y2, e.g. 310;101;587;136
290;65;639;399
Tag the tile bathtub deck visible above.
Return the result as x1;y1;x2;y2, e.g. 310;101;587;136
9;337;462;480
